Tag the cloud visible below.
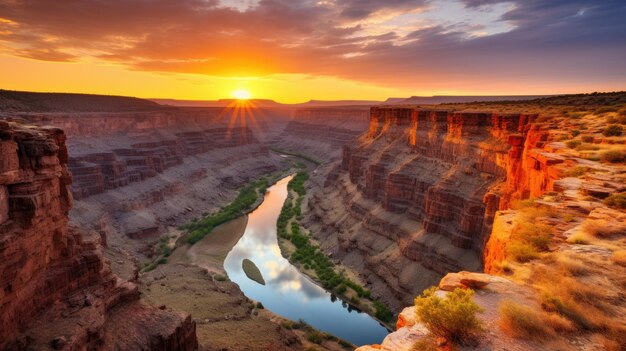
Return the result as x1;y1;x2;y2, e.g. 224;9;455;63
0;0;624;92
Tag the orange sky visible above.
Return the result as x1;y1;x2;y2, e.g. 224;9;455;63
0;0;624;103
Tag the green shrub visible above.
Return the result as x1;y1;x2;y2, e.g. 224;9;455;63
186;178;269;244
373;300;393;323
603;124;623;136
414;287;484;345
306;330;323;344
570;129;581;137
256;302;264;309
604;193;626;209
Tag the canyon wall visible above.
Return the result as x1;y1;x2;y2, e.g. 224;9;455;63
273;106;370;160
8;110;288;283
0;121;197;350
303;107;561;309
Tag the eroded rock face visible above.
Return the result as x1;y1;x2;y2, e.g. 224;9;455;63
70;127;260;199
273;107;370;160
304;107;555;309
0;121;197;350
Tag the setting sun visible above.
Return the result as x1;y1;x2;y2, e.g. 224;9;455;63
232;89;251;100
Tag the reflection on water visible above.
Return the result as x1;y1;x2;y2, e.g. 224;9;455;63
223;175;389;346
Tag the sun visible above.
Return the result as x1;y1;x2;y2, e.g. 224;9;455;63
232;89;251;100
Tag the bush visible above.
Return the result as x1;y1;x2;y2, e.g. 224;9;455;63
571;129;581;137
373;300;393;323
603;124;623;136
414;287;484;345
565;140;581;149
604;193;626;209
508;242;539;262
600;150;624;163
256;302;264;309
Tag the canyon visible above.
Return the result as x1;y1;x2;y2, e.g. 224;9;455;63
304;107;544;309
303;96;626;350
2;91;625;350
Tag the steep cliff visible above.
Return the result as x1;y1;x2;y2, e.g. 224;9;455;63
321;97;626;350
0;121;197;350
305;107;545;308
273;106;370;160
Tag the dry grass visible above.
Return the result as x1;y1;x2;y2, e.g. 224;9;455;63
508;242;540;262
498;300;574;339
411;336;439;351
566;232;590;245
611;250;626;266
556;255;592;276
582;219;626;238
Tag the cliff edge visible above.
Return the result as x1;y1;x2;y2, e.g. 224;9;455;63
0;121;197;350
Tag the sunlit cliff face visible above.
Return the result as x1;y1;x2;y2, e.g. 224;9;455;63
0;0;625;101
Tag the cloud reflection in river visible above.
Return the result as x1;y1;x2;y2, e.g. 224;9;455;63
223;175;388;346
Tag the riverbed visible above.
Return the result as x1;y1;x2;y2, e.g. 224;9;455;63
223;175;389;346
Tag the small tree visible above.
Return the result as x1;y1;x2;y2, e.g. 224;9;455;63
414;287;484;345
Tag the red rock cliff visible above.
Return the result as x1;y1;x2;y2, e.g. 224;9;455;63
0;121;197;350
304;106;559;309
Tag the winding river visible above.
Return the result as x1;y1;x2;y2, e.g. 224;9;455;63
224;175;389;346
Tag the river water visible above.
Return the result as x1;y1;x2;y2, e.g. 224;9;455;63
224;175;389;346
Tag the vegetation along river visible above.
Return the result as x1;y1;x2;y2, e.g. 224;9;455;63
224;175;389;346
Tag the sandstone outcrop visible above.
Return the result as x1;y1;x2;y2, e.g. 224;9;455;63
0;121;197;350
356;272;540;351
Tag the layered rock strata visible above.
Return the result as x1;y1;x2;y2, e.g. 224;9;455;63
69;127;258;199
0;121;197;350
273;106;370;160
304;107;554;309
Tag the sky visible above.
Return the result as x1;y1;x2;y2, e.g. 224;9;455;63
0;0;625;103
